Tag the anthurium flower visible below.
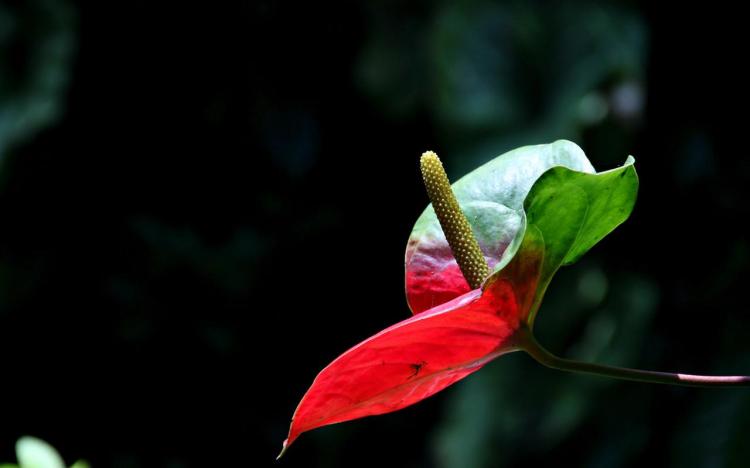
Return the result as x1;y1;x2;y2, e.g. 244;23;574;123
279;140;748;458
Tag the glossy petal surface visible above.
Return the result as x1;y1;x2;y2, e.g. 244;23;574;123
282;233;544;451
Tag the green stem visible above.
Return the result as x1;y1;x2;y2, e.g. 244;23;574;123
515;327;750;388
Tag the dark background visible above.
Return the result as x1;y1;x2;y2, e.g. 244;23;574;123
1;1;749;467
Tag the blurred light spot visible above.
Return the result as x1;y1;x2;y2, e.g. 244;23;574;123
577;266;608;306
540;389;587;441
610;81;644;122
569;311;617;362
624;276;659;317
577;92;609;125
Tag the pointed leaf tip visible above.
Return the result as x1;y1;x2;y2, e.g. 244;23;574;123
276;440;289;461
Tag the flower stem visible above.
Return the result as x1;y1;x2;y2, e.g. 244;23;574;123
515;327;750;388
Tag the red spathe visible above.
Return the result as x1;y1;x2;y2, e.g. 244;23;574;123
283;276;522;449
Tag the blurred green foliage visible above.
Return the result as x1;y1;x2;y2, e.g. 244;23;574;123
0;0;75;163
1;436;88;468
357;0;646;173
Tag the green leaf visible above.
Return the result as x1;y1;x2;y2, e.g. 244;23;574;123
15;437;65;468
510;156;638;325
528;156;638;265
